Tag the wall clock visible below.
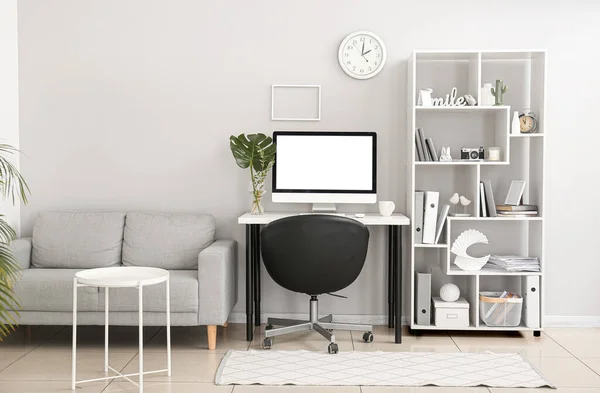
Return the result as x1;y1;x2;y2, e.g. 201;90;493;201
338;31;387;80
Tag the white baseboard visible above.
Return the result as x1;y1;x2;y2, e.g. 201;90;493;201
544;316;600;327
229;312;408;326
230;313;600;328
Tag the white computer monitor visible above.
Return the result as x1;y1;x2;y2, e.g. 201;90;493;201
272;131;377;211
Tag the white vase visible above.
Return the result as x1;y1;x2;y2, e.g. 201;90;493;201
512;111;520;134
480;83;494;106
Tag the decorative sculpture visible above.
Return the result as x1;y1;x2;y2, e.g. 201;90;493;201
451;229;490;271
439;147;452;162
490;79;508;106
440;283;460;302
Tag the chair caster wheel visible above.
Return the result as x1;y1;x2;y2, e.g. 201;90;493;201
326;329;333;332
327;343;339;354
363;332;374;343
262;338;272;349
265;324;274;331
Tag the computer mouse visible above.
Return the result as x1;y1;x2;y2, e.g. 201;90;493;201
354;213;365;218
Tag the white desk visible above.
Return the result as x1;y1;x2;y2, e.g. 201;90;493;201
238;212;410;343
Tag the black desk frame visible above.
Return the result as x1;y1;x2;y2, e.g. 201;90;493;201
244;224;403;344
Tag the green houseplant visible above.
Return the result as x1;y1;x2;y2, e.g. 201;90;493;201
229;133;275;215
0;144;29;340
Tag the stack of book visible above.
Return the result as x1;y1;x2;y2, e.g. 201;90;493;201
414;191;449;244
488;255;541;272
415;128;439;161
496;204;539;217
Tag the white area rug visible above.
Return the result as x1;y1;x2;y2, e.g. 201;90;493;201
216;350;554;388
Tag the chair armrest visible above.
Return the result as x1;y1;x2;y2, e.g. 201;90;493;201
10;237;32;270
197;240;238;325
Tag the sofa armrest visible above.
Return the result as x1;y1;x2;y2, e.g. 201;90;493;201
10;237;32;270
197;240;238;326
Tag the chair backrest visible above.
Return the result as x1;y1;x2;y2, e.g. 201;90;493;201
260;215;370;296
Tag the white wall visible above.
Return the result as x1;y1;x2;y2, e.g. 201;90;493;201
16;0;600;322
0;0;20;235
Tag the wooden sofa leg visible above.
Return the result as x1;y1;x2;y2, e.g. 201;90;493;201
207;325;217;350
222;322;228;328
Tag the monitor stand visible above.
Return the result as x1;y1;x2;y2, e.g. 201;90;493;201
312;203;337;212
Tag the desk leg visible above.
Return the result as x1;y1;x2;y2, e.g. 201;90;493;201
245;225;253;341
253;224;261;327
387;226;394;329
395;226;403;344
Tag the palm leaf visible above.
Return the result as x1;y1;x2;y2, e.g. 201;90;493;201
0;143;28;340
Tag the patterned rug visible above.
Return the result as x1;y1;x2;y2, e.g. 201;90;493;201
215;350;554;388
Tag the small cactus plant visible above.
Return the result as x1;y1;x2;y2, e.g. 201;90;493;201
490;79;507;106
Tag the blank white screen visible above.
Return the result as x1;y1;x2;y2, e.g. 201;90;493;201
275;134;374;191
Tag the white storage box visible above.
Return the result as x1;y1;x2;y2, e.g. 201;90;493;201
432;297;470;328
479;291;523;327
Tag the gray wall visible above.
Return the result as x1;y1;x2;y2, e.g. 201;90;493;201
17;0;600;321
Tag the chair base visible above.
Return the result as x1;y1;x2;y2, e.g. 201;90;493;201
263;297;373;352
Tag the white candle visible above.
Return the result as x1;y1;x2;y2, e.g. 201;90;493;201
488;147;500;161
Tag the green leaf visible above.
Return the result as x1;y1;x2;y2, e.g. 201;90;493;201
229;133;275;173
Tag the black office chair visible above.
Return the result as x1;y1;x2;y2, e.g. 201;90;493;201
260;214;373;354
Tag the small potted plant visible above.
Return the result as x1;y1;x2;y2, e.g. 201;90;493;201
229;133;275;215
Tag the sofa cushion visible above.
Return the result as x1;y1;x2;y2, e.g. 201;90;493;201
123;212;215;269
32;212;126;269
15;268;99;312
99;270;198;312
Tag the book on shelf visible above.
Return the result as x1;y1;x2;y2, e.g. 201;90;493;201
415;135;424;161
497;211;538;216
488;255;540;272
483;180;497;217
425;138;439;161
434;204;450;244
416;128;431;161
479;182;487;217
496;204;538;212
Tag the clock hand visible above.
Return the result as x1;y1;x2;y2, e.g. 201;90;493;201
361;42;365;55
363;49;372;56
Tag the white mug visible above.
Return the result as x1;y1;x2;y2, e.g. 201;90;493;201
379;201;395;217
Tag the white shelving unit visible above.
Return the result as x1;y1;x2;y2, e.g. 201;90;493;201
407;50;546;334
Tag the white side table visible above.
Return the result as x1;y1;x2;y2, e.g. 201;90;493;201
72;266;171;392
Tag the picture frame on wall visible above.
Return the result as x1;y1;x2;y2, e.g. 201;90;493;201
505;180;526;206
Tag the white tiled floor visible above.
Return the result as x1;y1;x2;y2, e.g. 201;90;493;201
0;324;599;392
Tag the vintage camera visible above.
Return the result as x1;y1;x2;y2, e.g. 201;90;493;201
460;147;485;160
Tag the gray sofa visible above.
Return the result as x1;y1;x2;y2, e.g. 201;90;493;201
10;211;237;350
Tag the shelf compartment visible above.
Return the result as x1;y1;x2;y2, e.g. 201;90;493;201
481;51;546;134
414;52;479;106
415;165;479;217
415;107;510;162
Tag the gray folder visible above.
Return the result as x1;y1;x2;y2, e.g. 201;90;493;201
416;272;432;326
414;192;424;244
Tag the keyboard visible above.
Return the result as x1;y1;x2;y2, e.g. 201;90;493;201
299;212;346;217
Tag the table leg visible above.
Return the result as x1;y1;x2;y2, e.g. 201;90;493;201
388;226;394;328
395;226;403;344
72;278;77;390
166;278;171;377
253;224;261;327
105;288;109;372
245;225;253;341
138;284;144;393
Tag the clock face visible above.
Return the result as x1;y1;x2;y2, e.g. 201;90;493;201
520;115;535;133
338;31;386;80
